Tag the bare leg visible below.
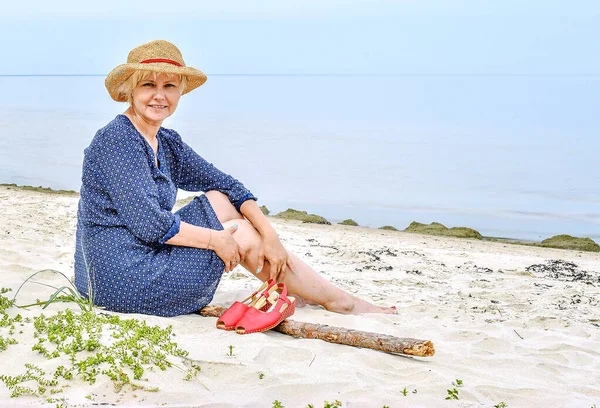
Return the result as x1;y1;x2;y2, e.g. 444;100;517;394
205;191;396;315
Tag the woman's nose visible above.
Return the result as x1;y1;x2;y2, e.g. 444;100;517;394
153;87;166;99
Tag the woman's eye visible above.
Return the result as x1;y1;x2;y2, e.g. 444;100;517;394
142;83;154;87
165;83;177;87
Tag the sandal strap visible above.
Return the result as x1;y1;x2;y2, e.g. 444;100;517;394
241;279;275;305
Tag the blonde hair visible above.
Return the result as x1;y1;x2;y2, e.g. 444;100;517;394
117;70;188;104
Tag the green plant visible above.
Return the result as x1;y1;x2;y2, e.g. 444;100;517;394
272;400;285;408
0;335;18;352
494;403;507;408
0;288;15;311
0;288;20;352
258;373;264;379
401;387;408;396
0;284;206;401
445;388;459;400
305;402;345;408
452;379;463;387
12;270;93;312
29;309;198;391
184;364;201;381
0;364;58;398
46;397;66;406
228;345;234;356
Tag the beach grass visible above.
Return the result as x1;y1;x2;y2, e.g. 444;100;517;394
0;183;78;196
404;221;483;239
273;208;331;225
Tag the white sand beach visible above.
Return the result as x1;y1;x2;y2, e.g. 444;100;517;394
0;185;599;408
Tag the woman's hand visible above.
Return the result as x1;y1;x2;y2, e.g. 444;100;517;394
211;225;245;272
257;233;295;281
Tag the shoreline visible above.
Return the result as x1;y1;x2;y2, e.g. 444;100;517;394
0;184;599;407
4;183;597;253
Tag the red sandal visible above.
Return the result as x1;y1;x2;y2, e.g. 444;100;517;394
235;283;296;335
216;279;277;330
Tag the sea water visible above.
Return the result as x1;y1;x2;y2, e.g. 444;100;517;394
0;74;598;241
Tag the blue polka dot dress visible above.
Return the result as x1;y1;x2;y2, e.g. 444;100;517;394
74;115;257;317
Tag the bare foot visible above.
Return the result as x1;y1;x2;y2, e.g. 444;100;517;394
325;295;397;315
348;297;397;315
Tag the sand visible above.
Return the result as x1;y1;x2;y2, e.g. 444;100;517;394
0;185;599;407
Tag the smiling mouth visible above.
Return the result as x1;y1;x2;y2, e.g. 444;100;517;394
149;105;167;109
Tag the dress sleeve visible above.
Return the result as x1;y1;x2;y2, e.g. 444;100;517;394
171;135;257;212
86;130;180;245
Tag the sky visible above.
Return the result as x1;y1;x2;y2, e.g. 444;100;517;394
0;0;599;75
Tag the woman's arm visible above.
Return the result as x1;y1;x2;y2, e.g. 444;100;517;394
167;131;257;211
240;199;295;280
240;200;277;238
165;222;212;248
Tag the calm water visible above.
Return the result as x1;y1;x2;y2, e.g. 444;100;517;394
1;75;598;241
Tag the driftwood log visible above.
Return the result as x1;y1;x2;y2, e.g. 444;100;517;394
199;305;435;357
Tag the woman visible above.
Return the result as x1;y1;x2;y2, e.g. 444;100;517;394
74;40;396;317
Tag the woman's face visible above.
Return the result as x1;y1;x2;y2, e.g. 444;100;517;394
131;73;182;125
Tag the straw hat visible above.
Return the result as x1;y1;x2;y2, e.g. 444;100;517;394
105;40;207;102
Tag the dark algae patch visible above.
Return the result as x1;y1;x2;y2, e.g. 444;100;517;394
339;219;359;226
273;208;331;225
404;221;482;239
539;234;600;252
526;259;599;284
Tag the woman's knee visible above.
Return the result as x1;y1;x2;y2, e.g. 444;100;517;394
222;219;261;261
205;191;242;223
